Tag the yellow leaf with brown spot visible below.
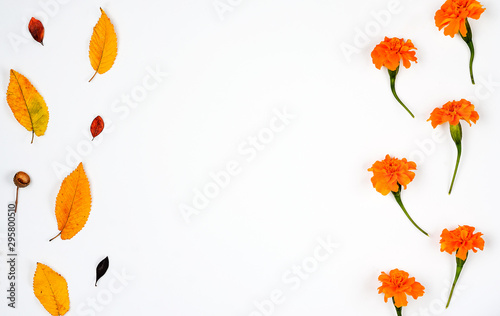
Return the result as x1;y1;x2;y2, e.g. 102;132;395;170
50;162;92;241
6;69;49;143
89;8;117;81
33;263;70;316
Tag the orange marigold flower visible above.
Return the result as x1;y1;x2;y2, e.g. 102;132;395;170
435;0;485;38
371;37;417;71
440;225;484;308
428;99;479;128
368;155;427;236
440;225;484;260
368;155;416;196
378;269;425;308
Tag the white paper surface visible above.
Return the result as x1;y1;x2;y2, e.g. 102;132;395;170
0;0;499;315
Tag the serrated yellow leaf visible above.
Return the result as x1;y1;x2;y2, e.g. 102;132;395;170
6;69;49;143
50;162;92;241
89;8;117;82
33;263;70;316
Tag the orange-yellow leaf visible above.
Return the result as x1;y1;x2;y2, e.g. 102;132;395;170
88;8;117;81
51;162;92;241
33;263;70;316
6;69;49;143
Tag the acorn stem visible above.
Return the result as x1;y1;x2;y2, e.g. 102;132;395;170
14;187;19;213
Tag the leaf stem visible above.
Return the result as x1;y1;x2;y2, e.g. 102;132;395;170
388;67;414;118
392;185;428;236
89;71;98;82
49;232;61;242
31;130;34;144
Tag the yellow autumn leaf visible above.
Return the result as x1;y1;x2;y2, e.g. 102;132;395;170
33;263;70;316
6;69;49;143
50;162;92;241
89;8;117;81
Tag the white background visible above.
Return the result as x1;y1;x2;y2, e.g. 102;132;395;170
0;0;499;315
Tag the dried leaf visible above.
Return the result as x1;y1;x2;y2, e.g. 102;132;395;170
50;162;92;241
95;256;109;286
90;115;104;140
29;17;45;45
89;8;117;82
6;69;49;143
33;263;70;316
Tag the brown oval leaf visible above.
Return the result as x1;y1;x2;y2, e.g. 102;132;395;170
90;116;104;140
29;18;44;45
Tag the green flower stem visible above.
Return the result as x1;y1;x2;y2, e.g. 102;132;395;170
391;185;429;236
448;143;462;194
460;18;475;85
388;67;415;118
446;253;467;308
392;297;403;316
449;123;463;195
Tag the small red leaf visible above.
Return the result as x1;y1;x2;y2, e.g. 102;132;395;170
90;116;104;140
28;18;44;45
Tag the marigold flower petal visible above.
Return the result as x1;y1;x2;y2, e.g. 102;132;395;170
435;0;485;38
409;281;426;300
428;99;479;128
440;225;484;260
371;37;417;71
393;292;408;308
378;269;425;308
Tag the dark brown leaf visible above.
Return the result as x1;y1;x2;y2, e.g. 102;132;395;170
28;18;44;45
90;116;104;140
95;256;109;286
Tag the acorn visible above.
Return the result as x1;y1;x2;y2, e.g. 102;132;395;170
14;171;30;188
13;171;30;213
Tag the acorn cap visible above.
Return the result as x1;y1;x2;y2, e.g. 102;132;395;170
14;171;30;188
